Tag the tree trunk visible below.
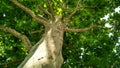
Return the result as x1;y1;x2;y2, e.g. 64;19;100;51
8;0;99;68
18;18;64;68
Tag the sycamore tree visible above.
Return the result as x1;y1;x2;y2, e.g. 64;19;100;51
0;0;120;68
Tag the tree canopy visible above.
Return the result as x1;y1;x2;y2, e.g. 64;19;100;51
0;0;120;68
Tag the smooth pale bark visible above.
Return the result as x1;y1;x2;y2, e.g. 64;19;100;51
18;18;64;68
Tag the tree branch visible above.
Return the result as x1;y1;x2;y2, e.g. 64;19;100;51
63;0;68;8
10;0;50;28
46;0;55;21
64;0;81;24
65;25;101;32
38;6;53;20
0;25;32;51
29;29;44;34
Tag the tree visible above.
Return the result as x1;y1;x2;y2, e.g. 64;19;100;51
0;0;120;68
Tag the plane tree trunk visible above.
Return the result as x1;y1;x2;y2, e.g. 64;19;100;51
18;17;64;68
5;0;99;68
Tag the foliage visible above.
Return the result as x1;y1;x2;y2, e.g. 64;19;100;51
0;0;120;68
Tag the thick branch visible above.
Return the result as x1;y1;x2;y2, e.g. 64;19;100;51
0;25;32;51
65;25;101;32
10;0;50;28
64;0;81;24
47;0;55;21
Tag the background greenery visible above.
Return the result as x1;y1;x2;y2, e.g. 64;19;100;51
0;0;120;68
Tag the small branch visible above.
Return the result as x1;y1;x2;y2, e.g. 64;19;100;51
65;25;101;32
38;6;52;19
63;0;68;8
64;0;81;24
29;29;44;34
0;25;32;51
47;0;55;21
10;0;50;28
